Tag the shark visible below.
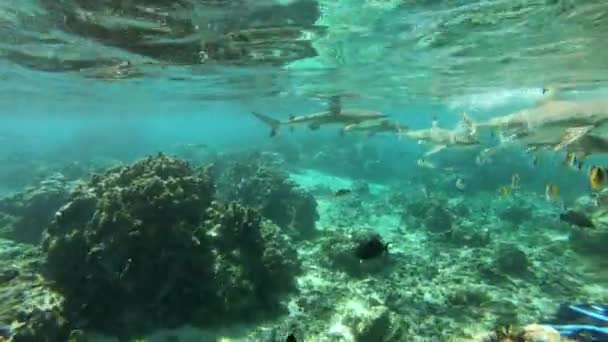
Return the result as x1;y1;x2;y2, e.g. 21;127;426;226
251;96;388;137
341;119;409;136
523;127;608;156
465;88;608;153
400;118;479;156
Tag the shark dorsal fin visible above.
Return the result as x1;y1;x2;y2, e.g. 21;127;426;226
431;116;439;129
328;95;342;115
538;86;561;106
289;114;295;120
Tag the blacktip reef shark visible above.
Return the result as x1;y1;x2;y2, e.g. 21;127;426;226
399;117;479;156
251;96;388;137
341;119;409;137
465;86;608;153
523;129;608;158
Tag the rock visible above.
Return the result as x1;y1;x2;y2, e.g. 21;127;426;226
494;243;530;276
569;227;608;257
0;175;71;244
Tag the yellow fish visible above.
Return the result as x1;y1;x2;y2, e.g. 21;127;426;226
545;183;560;202
498;185;511;197
589;165;607;191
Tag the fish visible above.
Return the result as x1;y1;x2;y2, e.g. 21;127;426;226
560;210;595;228
531;154;539;167
342;119;408;137
455;178;466;191
564;152;584;171
355;235;390;260
332;188;352;197
251;96;388;137
545;184;560;202
465;94;608;155
498;185;512;197
401;117;479;156
286;333;297;342
475;147;501;166
526;129;608;157
511;173;521;190
416;158;436;169
589;165;608;191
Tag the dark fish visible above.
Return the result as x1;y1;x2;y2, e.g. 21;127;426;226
286;333;297;342
560;210;595;228
333;188;352;197
355;235;390;260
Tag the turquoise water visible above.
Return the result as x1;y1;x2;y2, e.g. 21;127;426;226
1;1;608;341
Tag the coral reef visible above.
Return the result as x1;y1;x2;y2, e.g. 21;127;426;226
215;152;318;239
0;239;71;342
40;154;300;338
0;174;72;244
203;202;300;320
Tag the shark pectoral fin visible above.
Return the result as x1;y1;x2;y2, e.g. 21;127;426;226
554;125;594;151
308;122;321;130
289;126;295;133
367;132;376;137
425;145;446;157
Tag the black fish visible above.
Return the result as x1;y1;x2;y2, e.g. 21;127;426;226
560;210;595;228
333;188;352;197
355;236;390;260
286;333;297;342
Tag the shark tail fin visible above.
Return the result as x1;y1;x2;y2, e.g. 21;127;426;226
251;112;281;137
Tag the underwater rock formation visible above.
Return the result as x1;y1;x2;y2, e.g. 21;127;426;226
41;154;300;338
340;305;404;341
351;180;370;197
494;243;530;276
424;203;454;234
569;227;608;257
0;174;71;244
216;153;318;239
497;204;533;226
